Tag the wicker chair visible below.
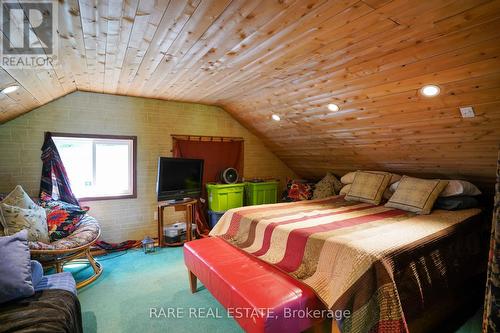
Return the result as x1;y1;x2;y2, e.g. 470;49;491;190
29;215;103;289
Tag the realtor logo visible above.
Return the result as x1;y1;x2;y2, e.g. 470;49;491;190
1;0;58;68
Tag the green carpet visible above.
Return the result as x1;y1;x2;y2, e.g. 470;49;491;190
73;248;242;333
67;248;481;333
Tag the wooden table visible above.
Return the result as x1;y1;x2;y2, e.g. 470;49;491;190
157;198;197;247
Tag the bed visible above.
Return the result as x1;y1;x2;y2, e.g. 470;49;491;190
209;195;489;333
0;289;82;333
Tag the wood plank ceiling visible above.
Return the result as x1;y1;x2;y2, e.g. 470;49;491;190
1;0;500;187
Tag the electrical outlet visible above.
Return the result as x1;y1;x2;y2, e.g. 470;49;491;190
459;106;475;118
153;211;158;221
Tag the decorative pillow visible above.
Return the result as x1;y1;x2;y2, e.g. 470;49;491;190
0;185;38;209
341;171;401;185
0;185;38;227
312;172;342;199
345;171;392;205
0;203;49;243
341;183;393;201
282;179;314;202
385;176;449;214
41;199;87;241
434;196;480;211
0;230;35;304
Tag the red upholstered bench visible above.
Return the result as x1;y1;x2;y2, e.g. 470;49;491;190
184;237;326;333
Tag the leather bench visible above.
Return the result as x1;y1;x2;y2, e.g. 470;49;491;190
184;237;326;333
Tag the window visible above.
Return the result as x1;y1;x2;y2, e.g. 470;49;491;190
52;133;137;201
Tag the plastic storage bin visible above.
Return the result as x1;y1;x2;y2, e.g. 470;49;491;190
208;210;225;229
245;181;279;206
206;183;245;211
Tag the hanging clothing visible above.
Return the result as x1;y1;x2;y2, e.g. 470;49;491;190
39;132;79;206
173;139;243;185
483;150;500;333
172;137;244;235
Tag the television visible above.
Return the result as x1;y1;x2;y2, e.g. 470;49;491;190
157;157;204;201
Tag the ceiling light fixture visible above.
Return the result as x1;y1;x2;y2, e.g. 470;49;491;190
327;103;340;112
420;84;440;97
1;85;20;94
271;114;281;121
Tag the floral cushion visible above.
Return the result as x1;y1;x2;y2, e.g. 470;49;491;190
29;215;100;251
283;179;314;202
40;199;88;242
0;186;49;243
1;185;39;210
0;203;49;243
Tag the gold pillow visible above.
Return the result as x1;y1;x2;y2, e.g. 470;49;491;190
385;176;449;214
345;171;392;205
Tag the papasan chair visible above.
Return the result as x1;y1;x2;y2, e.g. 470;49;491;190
29;215;103;289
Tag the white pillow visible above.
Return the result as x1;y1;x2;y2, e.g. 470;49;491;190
440;180;481;197
390;179;481;197
341;171;401;185
339;184;351;195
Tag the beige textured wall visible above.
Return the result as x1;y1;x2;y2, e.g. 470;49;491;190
0;91;296;242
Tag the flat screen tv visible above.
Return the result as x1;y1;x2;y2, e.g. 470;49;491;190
157;157;204;201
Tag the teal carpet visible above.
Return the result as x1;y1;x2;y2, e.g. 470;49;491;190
72;248;242;333
67;248;481;333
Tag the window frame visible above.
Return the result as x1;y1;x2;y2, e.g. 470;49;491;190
51;132;137;202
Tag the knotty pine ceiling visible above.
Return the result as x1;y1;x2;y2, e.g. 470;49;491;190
1;0;500;186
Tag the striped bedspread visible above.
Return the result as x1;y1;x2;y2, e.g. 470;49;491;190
209;196;483;333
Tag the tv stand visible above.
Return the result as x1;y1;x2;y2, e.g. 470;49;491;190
157;198;197;247
165;197;192;204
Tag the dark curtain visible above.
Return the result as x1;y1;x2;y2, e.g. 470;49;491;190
39;132;79;206
483;150;500;332
173;138;244;234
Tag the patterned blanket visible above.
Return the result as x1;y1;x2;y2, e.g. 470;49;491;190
209;196;483;333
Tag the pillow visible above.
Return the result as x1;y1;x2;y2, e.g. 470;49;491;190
339;184;351;195
282;179;314;202
0;203;49;243
312;172;342;199
0;185;38;209
30;260;44;287
0;185;39;227
390;179;481;198
341;183;393;201
41;199;87;241
341;171;401;185
385;176;449;214
434;196;479;210
345;171;392;205
440;180;481;197
0;230;35;304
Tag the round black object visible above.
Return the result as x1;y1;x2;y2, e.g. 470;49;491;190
221;168;239;184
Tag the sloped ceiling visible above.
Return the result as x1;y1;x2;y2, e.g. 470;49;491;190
1;0;500;186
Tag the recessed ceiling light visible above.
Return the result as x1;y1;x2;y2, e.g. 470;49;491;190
420;85;440;97
271;114;281;121
1;85;20;94
327;103;339;111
